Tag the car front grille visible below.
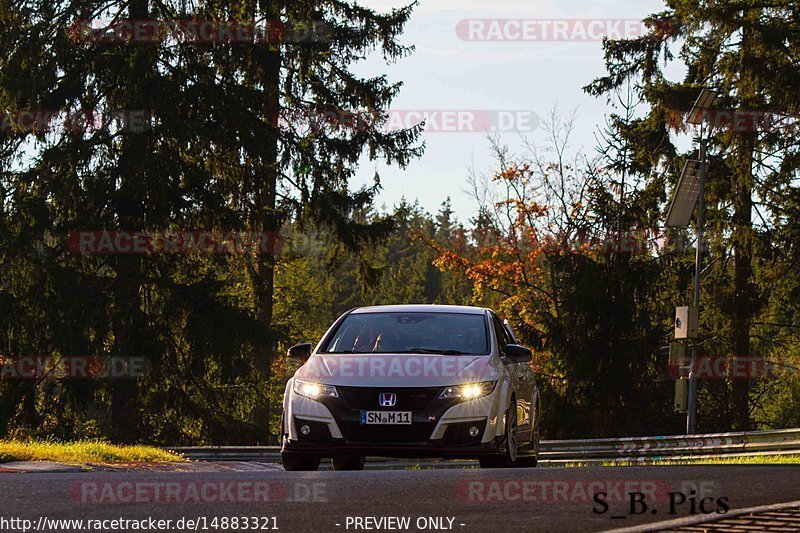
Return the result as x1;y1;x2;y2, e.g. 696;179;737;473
336;386;444;411
338;421;438;443
319;386;459;444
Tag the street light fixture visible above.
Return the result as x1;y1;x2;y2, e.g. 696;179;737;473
687;89;719;125
665;88;718;435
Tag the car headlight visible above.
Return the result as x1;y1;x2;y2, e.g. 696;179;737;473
293;378;339;400
439;381;496;401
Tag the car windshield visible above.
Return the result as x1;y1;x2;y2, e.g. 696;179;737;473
321;312;488;355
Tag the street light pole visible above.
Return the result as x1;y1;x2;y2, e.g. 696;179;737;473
687;135;707;434
666;88;717;435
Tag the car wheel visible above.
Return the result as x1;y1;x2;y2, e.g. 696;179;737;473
518;397;539;468
281;452;321;471
332;455;365;471
479;403;519;468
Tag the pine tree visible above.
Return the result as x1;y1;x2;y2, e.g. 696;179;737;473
0;0;422;441
586;0;800;430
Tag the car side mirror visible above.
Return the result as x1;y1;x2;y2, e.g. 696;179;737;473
504;344;532;363
287;343;313;361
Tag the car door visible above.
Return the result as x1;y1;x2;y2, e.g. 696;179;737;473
491;313;534;442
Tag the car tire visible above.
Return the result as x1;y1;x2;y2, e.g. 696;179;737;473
517;397;539;468
332;455;366;471
281;452;321;471
479;402;519;468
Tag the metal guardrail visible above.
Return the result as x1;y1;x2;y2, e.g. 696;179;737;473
540;428;800;462
168;428;800;464
169;447;280;462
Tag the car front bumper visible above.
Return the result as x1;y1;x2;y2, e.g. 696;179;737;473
282;381;505;458
282;438;502;459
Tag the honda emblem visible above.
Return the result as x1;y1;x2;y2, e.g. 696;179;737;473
378;392;397;407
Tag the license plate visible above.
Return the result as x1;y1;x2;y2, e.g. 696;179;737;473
360;410;412;425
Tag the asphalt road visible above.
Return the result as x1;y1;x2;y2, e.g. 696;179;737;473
2;464;800;532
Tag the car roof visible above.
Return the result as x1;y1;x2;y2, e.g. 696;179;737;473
350;304;487;315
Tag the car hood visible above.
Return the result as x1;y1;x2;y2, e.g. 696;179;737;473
294;353;498;388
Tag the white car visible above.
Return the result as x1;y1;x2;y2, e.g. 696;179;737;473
280;305;540;470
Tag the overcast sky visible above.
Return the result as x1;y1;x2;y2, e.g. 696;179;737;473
352;0;666;221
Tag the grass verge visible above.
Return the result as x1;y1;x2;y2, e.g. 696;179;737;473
0;440;186;464
629;454;800;465
552;454;800;467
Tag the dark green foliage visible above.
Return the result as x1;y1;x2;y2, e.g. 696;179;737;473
0;0;421;443
586;0;800;431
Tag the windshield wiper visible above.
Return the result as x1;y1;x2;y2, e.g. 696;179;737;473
407;348;467;355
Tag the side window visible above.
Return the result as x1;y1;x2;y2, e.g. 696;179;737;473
491;314;510;354
503;320;517;344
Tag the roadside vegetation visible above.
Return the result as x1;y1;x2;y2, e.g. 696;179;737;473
665;455;800;465
0;440;185;464
586;455;800;467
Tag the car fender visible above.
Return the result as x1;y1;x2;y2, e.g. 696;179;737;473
492;373;516;438
282;378;294;428
282;378;343;441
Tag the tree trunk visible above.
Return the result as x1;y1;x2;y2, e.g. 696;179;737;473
730;11;759;431
109;0;151;442
250;27;282;442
